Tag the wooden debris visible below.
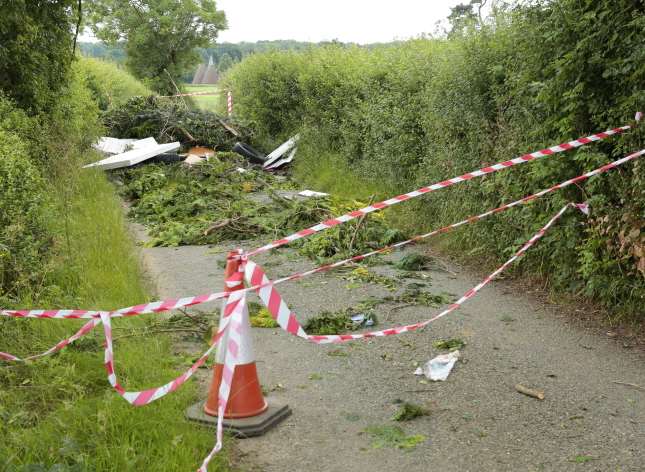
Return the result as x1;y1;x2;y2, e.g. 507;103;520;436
218;118;241;137
612;381;645;392
515;384;545;400
187;146;215;158
204;216;242;236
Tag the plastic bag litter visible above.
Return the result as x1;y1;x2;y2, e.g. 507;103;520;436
414;350;460;381
298;190;329;198
350;313;374;327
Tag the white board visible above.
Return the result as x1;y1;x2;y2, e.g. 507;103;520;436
265;146;297;170
84;142;180;170
263;134;299;168
93;137;158;155
93;137;136;155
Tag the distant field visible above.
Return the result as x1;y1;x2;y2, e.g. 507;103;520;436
182;84;220;111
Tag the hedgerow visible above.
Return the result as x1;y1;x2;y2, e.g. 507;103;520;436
221;0;645;317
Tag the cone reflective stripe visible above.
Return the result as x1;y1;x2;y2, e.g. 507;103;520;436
204;251;268;419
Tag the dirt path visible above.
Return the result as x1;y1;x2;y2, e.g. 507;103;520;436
132;224;645;472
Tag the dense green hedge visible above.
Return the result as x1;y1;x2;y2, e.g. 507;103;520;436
0;126;51;302
78;57;152;111
221;0;645;317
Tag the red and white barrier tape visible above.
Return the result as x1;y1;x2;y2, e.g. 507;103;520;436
245;125;632;256
227;91;233;116
246;203;587;344
159;90;221;98
190;202;586;468
199;264;247;472
2;146;641;327
107;202;592;470
0;318;101;362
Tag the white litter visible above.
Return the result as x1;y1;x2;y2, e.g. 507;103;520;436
236;167;247;173
93;137;160;155
93;137;136;154
298;190;329;198
263;135;300;169
129;137;158;150
350;313;375;327
265;147;297;170
183;154;205;166
84;141;180;170
414;350;460;381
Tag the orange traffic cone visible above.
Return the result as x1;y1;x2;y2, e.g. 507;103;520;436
203;251;268;418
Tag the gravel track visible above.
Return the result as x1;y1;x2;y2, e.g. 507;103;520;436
132;222;645;472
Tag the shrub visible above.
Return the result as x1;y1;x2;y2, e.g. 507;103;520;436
0;1;77;112
78;57;152;110
224;1;645;317
0;126;51;303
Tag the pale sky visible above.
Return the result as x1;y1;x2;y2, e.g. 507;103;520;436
81;1;484;44
215;0;470;44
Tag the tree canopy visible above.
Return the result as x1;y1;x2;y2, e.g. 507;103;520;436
87;0;226;93
0;0;78;112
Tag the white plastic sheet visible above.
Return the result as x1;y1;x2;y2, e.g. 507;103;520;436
414;350;460;381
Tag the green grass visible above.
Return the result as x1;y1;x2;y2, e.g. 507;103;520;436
182;84;221;111
0;152;233;471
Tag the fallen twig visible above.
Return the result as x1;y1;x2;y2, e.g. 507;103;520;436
204;216;243;236
348;195;375;255
612;381;645;392
515;384;545;400
384;303;416;322
113;328;203;342
218;118;241;137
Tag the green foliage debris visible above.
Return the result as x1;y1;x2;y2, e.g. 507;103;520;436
117;157;406;262
364;425;426;450
304;301;377;335
382;285;453;308
249;303;279;328
342;266;397;290
394;254;432;271
392;402;431;422
103;96;247;149
432;338;466;351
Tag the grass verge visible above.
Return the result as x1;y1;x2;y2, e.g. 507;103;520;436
182;84;221;111
0;152;233;471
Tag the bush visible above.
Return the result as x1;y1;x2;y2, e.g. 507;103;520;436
223;0;645;317
0;126;51;303
0;1;77;113
103;95;248;150
78;57;152;111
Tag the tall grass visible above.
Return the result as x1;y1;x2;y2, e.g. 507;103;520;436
1;151;233;472
181;84;221;111
1;62;233;471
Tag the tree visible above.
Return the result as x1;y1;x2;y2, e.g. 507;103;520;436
447;1;487;36
0;0;79;112
217;52;234;74
87;0;226;93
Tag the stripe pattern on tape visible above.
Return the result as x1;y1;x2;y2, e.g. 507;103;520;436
246;203;586;344
2;147;641;326
246;125;630;256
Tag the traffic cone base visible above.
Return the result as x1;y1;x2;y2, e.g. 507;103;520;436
204;362;268;419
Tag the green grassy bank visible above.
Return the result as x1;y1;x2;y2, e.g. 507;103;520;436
0;59;232;471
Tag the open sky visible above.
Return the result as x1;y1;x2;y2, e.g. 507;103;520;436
80;1;484;45
215;0;472;44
